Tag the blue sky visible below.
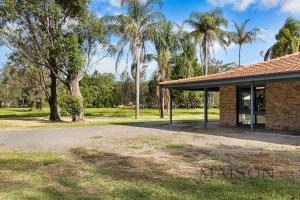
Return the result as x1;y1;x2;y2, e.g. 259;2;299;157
1;0;300;78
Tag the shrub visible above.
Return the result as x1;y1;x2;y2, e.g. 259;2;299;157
58;94;83;120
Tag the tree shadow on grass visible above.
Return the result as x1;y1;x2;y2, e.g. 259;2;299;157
68;147;300;200
0;151;105;199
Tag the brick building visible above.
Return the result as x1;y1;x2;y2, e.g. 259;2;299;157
159;53;300;131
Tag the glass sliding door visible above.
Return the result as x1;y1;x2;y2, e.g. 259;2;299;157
255;87;266;125
237;86;266;126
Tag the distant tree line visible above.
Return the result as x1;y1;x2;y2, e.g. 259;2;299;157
0;58;235;109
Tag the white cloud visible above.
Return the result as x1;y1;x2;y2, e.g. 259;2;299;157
95;0;122;8
90;0;123;17
94;0;148;8
256;28;274;41
280;0;300;15
208;0;256;11
213;42;236;54
91;55;157;80
259;0;280;8
207;0;300;15
236;0;254;11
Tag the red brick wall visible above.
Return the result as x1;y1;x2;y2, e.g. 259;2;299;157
220;86;237;126
265;81;300;131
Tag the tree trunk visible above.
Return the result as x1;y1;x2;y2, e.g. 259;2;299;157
70;79;84;122
205;41;208;76
49;70;60;121
135;44;141;119
35;100;43;110
165;89;170;115
238;45;242;67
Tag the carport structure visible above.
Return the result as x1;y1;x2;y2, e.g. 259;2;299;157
159;52;300;132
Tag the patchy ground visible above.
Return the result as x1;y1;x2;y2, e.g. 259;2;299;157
0;123;299;199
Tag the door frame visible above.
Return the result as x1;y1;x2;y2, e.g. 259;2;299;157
236;86;266;126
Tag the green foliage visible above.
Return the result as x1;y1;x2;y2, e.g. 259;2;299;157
265;17;300;60
80;71;157;108
65;33;84;76
0;63;45;108
58;94;83;118
185;8;229;75
0;0;93;121
116;71;135;107
229;19;261;66
103;0;165;118
80;71;118;108
55;0;89;17
171;51;203;108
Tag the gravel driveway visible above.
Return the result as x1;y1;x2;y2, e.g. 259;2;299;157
0;124;299;153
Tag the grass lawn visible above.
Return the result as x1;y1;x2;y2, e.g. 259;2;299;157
0;107;219;118
0;149;299;200
0;108;219;129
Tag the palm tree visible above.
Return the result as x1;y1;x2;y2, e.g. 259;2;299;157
185;8;228;75
104;0;164;119
151;21;180;112
265;17;300;60
229;19;260;67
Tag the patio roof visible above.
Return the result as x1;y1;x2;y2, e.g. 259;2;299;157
160;52;300;89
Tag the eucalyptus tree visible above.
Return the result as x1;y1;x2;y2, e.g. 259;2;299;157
265;18;300;60
229;19;260;67
103;0;165;119
60;14;111;121
5;53;47;109
0;0;110;121
185;8;229;75
0;0;89;121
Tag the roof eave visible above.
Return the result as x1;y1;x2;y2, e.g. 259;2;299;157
160;71;300;90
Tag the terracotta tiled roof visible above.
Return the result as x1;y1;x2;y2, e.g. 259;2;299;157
160;52;300;85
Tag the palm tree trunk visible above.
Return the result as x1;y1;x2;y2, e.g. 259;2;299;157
238;44;242;67
205;41;208;75
135;45;141;119
199;42;204;75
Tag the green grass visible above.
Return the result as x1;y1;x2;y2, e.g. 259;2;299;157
128;144;144;149
0;107;219;118
0;108;50;118
166;143;192;149
0;150;299;200
141;150;155;154
0;107;220;129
